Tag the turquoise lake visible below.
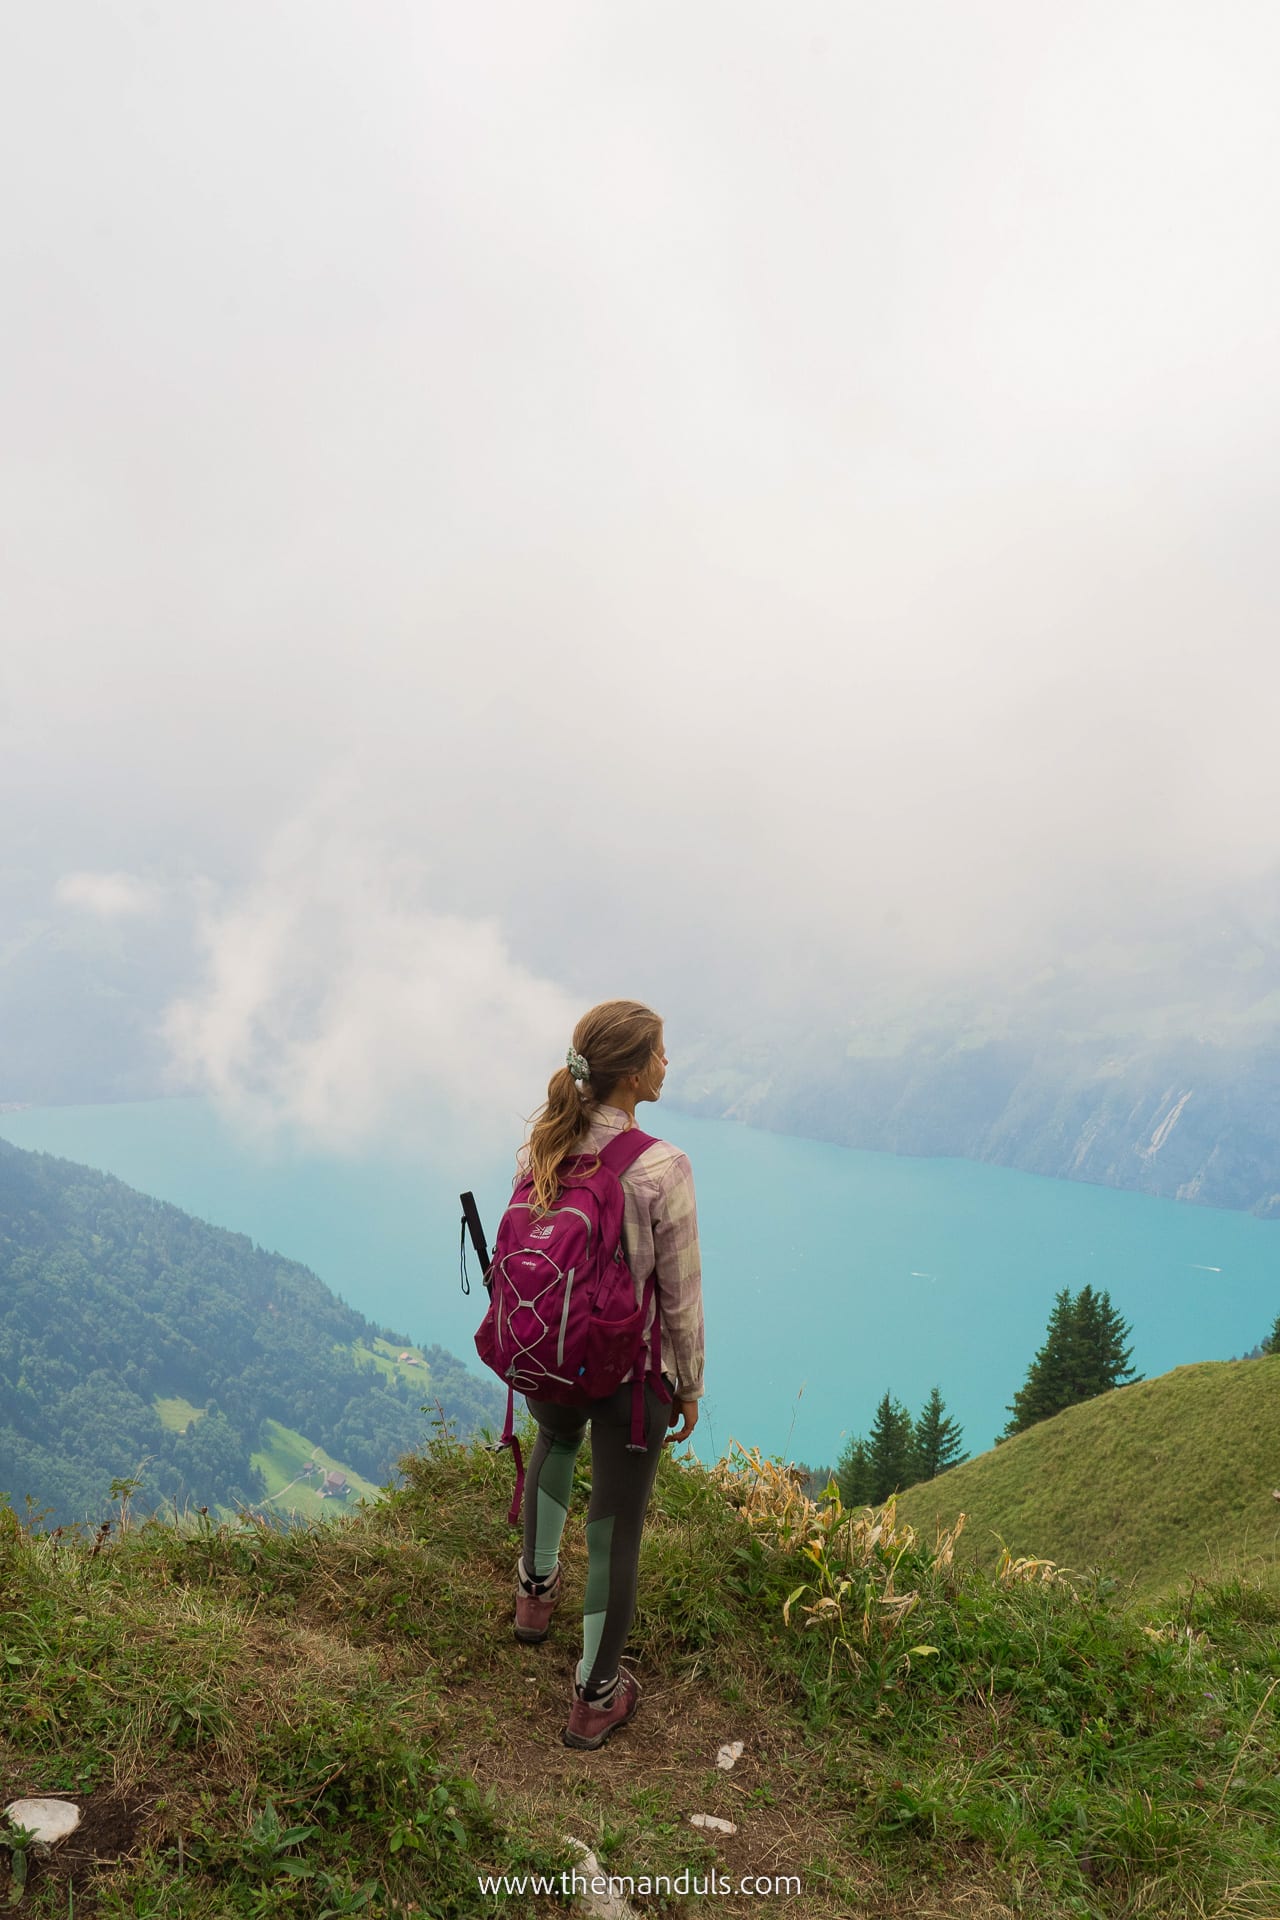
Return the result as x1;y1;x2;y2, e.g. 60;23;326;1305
2;1098;1276;1470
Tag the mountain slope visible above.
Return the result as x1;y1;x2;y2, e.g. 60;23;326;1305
675;908;1280;1215
895;1357;1280;1596
2;1437;1279;1917
0;1138;501;1526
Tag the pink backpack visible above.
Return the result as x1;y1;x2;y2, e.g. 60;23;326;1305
473;1130;669;1523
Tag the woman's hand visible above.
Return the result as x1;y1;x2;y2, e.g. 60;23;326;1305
665;1396;699;1444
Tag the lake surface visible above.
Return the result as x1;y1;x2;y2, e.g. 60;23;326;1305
2;1098;1276;1470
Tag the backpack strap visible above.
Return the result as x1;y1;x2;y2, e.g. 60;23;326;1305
595;1130;669;1454
498;1382;526;1528
624;1268;672;1452
597;1127;657;1178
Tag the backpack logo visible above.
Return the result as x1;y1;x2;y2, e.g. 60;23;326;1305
528;1222;554;1241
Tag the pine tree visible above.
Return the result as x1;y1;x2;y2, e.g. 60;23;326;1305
1003;1286;1140;1439
835;1435;873;1508
866;1391;918;1501
792;1461;837;1500
1261;1314;1280;1357
1002;1289;1076;1437
1073;1285;1139;1398
913;1386;967;1480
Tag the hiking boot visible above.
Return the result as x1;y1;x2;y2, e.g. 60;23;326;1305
562;1669;640;1750
514;1559;561;1643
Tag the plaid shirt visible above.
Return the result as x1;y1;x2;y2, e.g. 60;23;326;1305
515;1104;705;1398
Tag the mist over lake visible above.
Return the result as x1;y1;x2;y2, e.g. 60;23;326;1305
2;1097;1274;1471
6;0;1280;1503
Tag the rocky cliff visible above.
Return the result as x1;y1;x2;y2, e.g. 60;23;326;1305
673;920;1280;1216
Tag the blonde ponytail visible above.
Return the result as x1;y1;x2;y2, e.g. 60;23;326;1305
527;1066;590;1214
526;999;663;1214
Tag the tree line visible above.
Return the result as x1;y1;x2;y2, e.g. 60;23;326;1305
826;1283;1142;1507
835;1385;967;1506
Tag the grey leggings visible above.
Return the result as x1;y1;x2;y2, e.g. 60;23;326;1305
523;1378;670;1692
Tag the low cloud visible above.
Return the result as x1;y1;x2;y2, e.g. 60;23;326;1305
11;4;1280;1067
57;871;162;918
163;804;578;1158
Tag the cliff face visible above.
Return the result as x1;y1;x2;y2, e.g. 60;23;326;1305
973;1041;1280;1216
676;1038;1280;1216
672;941;1280;1217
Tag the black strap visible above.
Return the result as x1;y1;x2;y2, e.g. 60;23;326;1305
459;1190;492;1295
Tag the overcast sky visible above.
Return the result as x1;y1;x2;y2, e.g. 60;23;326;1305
3;2;1279;1140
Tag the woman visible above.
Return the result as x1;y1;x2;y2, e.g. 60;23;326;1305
513;998;705;1751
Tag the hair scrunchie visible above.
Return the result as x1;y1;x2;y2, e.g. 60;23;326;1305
565;1045;591;1083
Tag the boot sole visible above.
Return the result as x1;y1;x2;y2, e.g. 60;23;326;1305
513;1623;551;1644
561;1687;640;1750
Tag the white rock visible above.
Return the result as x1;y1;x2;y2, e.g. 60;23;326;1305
689;1813;738;1835
4;1800;82;1846
562;1835;640;1920
716;1740;745;1771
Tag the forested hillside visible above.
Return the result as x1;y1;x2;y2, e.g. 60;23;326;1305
0;1140;501;1526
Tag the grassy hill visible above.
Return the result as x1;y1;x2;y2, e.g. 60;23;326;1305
896;1359;1280;1599
2;1434;1279;1917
